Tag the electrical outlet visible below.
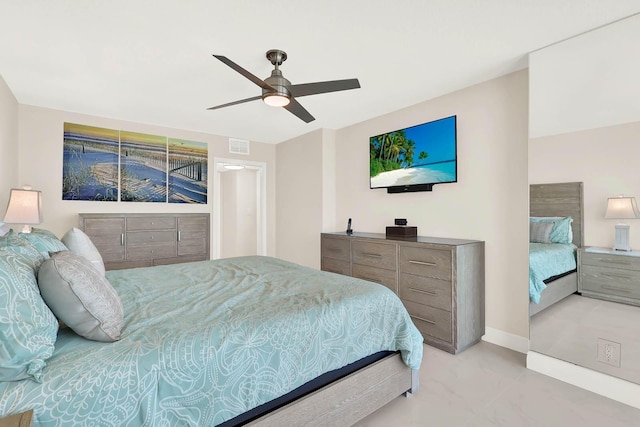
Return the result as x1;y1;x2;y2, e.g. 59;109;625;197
597;338;621;367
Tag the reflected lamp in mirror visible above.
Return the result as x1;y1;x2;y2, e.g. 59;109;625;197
3;186;43;233
605;195;640;251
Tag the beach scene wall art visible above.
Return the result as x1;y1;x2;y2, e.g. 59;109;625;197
62;123;119;201
120;131;168;202
62;122;209;204
168;138;208;204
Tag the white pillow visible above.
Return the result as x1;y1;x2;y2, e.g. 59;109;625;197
61;227;105;276
38;251;123;342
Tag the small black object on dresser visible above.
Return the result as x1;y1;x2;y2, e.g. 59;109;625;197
387;219;416;238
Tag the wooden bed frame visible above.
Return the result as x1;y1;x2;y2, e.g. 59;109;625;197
529;182;584;317
251;353;418;426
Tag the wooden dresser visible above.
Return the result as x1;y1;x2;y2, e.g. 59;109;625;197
321;232;485;354
578;247;640;307
79;213;210;271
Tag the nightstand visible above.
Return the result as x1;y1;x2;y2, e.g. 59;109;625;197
0;410;33;427
578;247;640;307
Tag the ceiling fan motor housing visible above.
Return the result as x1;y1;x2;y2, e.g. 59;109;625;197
263;69;291;100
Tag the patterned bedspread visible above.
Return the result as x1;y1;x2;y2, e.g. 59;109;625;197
0;256;423;426
529;243;577;304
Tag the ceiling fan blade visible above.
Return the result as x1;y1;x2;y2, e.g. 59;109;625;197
289;78;360;98
207;95;262;111
284;98;315;123
213;55;275;91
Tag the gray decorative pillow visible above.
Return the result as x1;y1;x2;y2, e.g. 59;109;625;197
38;251;124;342
61;227;105;276
0;249;58;382
530;221;554;243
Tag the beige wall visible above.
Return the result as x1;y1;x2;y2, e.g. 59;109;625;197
275;129;324;268
276;70;530;339
0;74;19;209
16;104;277;256
530;120;640;248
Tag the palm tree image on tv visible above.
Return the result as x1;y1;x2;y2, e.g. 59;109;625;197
120;131;168;202
62;123;119;201
370;116;457;188
168;138;208;204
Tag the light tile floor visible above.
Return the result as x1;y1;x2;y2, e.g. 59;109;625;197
355;342;640;427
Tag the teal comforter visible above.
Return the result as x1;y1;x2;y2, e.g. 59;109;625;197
0;256;423;426
529;243;577;304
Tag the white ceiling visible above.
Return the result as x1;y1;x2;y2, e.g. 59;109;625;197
1;1;638;144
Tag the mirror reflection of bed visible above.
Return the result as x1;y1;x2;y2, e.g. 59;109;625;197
529;182;640;384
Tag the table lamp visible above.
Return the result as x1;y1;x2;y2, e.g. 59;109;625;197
605;195;640;251
3;186;42;233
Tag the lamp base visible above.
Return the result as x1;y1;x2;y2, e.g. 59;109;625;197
613;224;631;251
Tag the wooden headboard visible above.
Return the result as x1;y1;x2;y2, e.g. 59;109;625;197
530;182;584;247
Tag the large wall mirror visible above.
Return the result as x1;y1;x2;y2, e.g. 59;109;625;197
528;13;640;385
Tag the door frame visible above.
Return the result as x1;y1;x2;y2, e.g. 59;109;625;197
213;157;267;259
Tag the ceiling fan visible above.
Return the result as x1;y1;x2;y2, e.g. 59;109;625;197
208;49;361;123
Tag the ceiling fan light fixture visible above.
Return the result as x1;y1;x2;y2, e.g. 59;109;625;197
263;93;290;107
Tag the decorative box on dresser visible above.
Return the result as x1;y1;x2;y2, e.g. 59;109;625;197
578;247;640;306
321;232;485;354
79;213;210;271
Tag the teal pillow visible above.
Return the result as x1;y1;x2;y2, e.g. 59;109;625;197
19;228;68;259
0;230;45;272
530;217;573;244
0;249;58;382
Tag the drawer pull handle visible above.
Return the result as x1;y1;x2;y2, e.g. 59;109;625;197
120;233;124;246
409;260;437;267
178;231;181;242
409;287;437;296
412;315;436;325
601;285;632;293
362;252;382;258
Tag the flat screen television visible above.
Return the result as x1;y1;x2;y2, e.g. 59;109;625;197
369;115;457;193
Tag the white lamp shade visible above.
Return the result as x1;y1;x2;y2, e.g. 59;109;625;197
605;196;640;219
3;188;43;225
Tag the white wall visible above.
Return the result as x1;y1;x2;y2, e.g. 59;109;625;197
0;74;19;208
220;168;258;258
332;70;530;339
16;104;277;256
530;13;640;138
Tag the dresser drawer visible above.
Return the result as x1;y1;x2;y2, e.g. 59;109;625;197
84;218;125;235
126;216;176;231
352;263;397;293
126;243;177;260
351;241;397;271
321;237;350;262
321;258;351;276
581;265;640;300
399;273;452;311
403;300;452;343
399;246;452;280
580;251;640;271
126;230;176;245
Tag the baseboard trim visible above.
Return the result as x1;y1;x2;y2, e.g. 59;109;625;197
527;351;640;410
481;327;529;354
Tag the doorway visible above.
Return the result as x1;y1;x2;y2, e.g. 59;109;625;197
213;157;267;259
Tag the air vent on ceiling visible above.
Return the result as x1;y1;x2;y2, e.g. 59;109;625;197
229;138;250;155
